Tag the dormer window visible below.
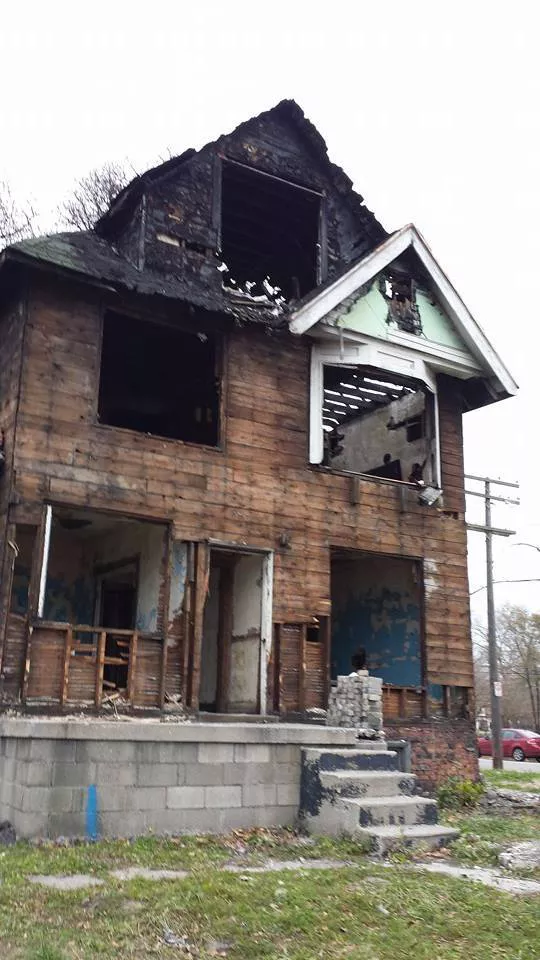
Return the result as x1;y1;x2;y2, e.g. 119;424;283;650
220;159;323;301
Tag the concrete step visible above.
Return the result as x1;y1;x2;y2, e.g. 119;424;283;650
357;823;459;855
342;795;438;828
319;770;417;798
303;747;398;773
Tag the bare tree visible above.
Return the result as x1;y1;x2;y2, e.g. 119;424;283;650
0;181;35;246
59;162;131;231
474;606;540;730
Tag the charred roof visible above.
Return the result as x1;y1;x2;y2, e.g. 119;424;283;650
1;99;387;325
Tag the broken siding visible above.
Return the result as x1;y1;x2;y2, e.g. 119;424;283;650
333;277;470;353
7;277;473;705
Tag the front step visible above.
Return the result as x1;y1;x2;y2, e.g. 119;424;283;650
343;795;438;827
299;745;459;855
358;823;459;855
319;770;417;798
303;747;398;772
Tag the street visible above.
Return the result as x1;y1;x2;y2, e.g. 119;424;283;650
479;758;540;774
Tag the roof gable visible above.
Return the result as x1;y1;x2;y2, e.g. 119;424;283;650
289;224;517;402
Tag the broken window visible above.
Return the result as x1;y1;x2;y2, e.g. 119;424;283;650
98;311;220;445
380;269;423;335
321;365;436;484
220;159;322;301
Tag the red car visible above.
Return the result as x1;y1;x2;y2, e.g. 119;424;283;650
477;728;540;762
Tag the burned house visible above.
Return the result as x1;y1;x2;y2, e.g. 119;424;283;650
0;101;516;829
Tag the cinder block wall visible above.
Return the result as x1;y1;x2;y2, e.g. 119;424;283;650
0;721;357;839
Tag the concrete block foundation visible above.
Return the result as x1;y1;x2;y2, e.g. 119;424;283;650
0;719;357;839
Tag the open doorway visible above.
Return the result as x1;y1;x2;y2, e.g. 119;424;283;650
330;549;425;716
96;561;138;691
199;548;269;714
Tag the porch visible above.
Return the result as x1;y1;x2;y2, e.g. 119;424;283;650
2;506;469;724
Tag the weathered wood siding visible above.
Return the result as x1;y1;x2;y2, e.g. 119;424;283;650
7;276;473;702
0;296;25;669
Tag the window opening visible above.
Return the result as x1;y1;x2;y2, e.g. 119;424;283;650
330;549;424;719
98;311;220;445
322;365;434;484
220;159;322;301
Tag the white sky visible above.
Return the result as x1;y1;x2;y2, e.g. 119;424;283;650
2;1;539;620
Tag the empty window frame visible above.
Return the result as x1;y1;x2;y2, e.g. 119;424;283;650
322;365;436;483
220;159;323;301
98;311;220;445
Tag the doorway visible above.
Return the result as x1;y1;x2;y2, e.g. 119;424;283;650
199;548;271;714
96;561;138;691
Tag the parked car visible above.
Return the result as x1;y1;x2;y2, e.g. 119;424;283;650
477;728;540;761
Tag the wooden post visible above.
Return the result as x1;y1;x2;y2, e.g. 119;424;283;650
186;542;209;710
298;623;307;713
95;630;106;708
60;626;73;706
159;527;173;709
322;615;331;709
277;624;284;716
399;687;407;719
127;630;138;705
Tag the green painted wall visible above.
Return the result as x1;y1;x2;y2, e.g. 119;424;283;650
335;278;466;352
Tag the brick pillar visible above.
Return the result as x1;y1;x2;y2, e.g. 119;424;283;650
326;671;384;737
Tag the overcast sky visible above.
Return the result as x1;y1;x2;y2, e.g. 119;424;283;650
2;1;538;621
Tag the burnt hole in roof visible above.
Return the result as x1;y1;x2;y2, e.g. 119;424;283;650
220;159;322;300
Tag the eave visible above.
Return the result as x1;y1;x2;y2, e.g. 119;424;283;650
289;224;518;402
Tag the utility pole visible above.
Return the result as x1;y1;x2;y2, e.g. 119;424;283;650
465;475;519;770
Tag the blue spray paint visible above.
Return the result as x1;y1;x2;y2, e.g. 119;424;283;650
86;784;98;841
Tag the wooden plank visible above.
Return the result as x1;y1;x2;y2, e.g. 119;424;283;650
298;623;307;713
322;616;331;708
127;631;138;705
186;542;209;710
95;630;106;708
60;625;73;706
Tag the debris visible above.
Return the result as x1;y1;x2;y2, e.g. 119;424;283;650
207;940;233;956
377;904;390;916
499;841;540;872
0;821;16;846
161;927;196;952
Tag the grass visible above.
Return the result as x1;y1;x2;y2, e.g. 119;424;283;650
482;768;540;793
443;812;540;871
0;830;538;959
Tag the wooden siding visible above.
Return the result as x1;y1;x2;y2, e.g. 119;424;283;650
4;276;474;705
0;297;26;679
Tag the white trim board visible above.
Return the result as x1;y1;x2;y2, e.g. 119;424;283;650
289;224;517;399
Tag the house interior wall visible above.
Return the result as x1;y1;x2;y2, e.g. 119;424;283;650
331;390;429;481
228;554;262;712
199;564;221;707
330;554;422;687
34;514;166;631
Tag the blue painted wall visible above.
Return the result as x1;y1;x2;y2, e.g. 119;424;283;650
331;556;422;687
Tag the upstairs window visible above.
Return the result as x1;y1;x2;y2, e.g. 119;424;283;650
98;311;220;446
220;159;323;301
322;366;434;483
310;341;440;487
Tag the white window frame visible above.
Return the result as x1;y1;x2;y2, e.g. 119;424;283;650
310;340;441;487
